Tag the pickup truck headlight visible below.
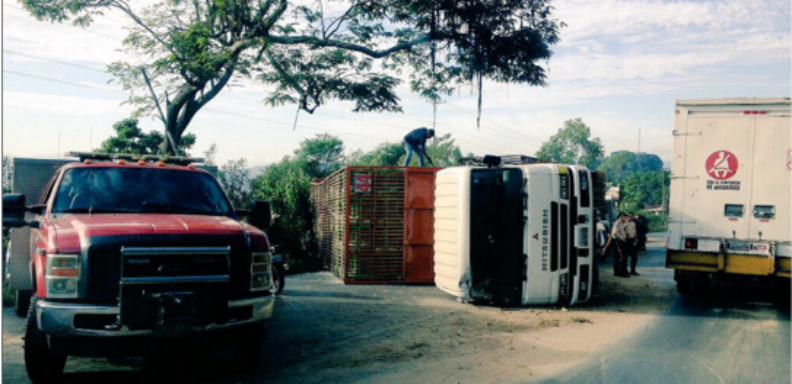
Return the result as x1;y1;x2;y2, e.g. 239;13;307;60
45;254;80;298
250;252;272;292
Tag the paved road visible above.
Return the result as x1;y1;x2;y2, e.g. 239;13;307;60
544;236;791;384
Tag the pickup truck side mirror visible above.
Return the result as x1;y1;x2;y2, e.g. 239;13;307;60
3;194;27;228
248;201;272;231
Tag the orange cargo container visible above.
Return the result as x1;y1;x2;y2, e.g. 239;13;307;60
312;166;442;284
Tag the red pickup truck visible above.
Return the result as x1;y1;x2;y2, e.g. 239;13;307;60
3;154;275;382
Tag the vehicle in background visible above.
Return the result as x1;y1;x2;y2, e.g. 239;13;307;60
434;159;596;307
666;98;791;293
3;152;274;382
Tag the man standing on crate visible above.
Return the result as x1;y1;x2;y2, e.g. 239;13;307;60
403;127;435;167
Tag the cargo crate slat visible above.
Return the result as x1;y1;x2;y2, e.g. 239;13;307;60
312;166;441;284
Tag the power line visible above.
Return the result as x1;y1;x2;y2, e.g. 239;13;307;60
3;53;519;154
3;2;125;42
3;50;107;73
3;69;124;94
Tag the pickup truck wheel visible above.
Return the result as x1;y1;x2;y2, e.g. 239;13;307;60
272;265;285;295
24;297;67;383
15;289;32;317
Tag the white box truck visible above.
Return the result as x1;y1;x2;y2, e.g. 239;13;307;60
666;98;791;293
433;163;595;306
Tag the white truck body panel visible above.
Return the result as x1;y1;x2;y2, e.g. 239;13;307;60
668;98;791;263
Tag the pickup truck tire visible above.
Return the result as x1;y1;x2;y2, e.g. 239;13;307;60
272;265;285;295
15;289;32;317
24;297;67;383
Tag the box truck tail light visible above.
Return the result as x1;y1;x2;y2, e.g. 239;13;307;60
684;238;698;250
45;254;80;298
250;252;272;291
743;110;767;115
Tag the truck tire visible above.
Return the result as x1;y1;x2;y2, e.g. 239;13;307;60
24;297;67;383
677;280;693;294
272;265;285;295
15;289;32;318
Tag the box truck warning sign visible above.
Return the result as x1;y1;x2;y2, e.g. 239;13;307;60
353;173;372;194
706;150;740;191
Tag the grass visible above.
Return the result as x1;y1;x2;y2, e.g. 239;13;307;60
540;319;560;328
571;317;593;324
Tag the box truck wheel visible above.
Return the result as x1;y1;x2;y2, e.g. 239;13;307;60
676;279;693;294
24;297;67;383
15;289;31;317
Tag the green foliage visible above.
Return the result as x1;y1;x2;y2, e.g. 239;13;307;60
595;151;663;185
22;0;564;150
2;155;12;195
252;134;346;270
349;142;405;166
536;118;604;168
203;143;218;166
98;118;196;156
350;134;464;167
638;212;668;233
218;158;253;210
2;155;13;245
619;171;670;213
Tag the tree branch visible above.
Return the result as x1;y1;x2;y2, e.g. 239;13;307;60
109;1;184;61
267;34;433;59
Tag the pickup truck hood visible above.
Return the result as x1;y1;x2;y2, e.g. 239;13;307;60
49;214;255;252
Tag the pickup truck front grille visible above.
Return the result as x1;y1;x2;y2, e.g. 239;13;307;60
81;234;256;304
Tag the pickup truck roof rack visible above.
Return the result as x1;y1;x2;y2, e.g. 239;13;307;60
457;155;539;167
66;152;205;166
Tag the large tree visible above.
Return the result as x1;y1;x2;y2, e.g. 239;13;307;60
98;118;196;155
536;118;603;167
619;170;670;213
350;133;463;166
24;0;563;153
595;151;663;185
252;133;345;267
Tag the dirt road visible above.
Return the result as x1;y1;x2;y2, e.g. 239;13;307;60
2;235;787;383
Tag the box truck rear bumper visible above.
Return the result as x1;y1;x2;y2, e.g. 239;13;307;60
667;250;791;278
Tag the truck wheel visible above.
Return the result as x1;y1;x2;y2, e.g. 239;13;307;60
15;289;32;318
677;280;693;294
24;297;67;383
272;265;285;295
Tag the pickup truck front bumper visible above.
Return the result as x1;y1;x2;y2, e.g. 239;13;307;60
36;295;275;337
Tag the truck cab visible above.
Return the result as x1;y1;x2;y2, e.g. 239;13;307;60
3;154;276;382
434;162;595;306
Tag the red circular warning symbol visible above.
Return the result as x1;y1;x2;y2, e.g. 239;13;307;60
705;151;738;180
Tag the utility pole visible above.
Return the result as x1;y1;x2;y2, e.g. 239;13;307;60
58;131;61;159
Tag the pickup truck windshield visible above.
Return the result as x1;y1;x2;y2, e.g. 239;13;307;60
52;167;233;216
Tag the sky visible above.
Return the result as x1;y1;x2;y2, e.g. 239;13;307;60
2;0;790;168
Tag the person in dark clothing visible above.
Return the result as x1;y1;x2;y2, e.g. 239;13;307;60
636;214;649;251
403;127;435;166
625;212;640;275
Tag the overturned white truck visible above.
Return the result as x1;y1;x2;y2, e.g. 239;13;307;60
434;162;596;306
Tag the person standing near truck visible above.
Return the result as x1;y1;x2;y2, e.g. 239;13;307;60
626;213;640;275
403;127;435;167
609;213;632;277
